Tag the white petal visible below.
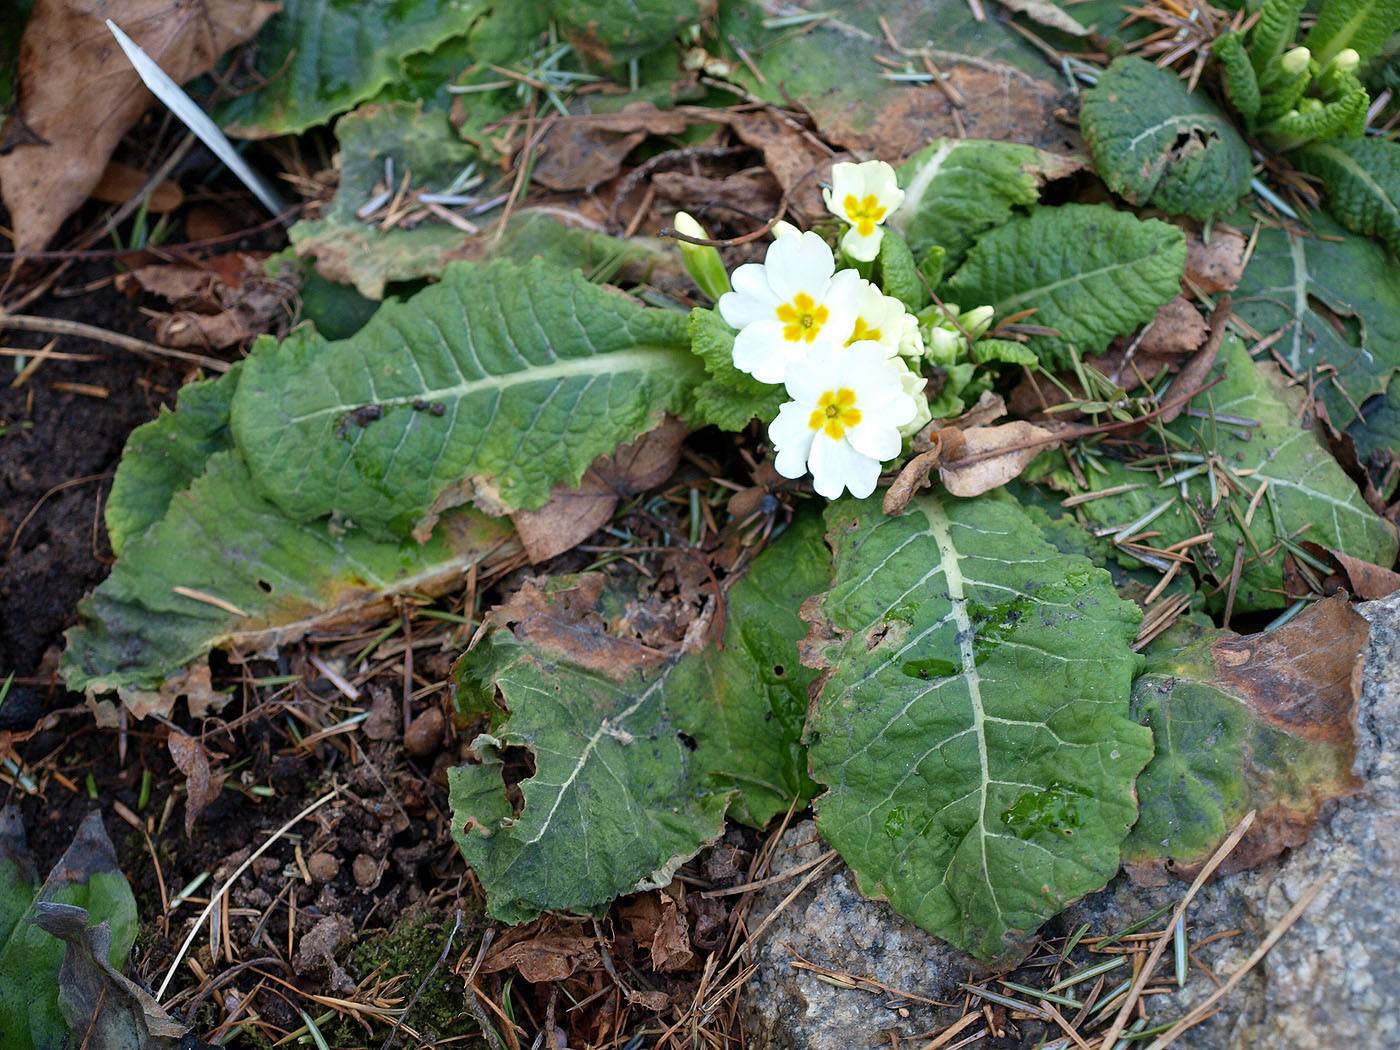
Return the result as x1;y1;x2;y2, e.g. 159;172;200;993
733;321;799;384
783;358;829;406
772;220;803;239
729;262;774;300
840;223;883;262
769;402;817;480
846;418;903;461
719;291;779;330
767;231;835;302
809;433;881;499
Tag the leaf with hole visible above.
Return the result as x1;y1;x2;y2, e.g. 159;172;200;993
803;492;1152;964
1081;57;1253;221
449;512;830;922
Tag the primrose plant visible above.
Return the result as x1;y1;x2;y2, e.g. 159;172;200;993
681;160;994;498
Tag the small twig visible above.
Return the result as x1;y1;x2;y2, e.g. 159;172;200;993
0;312;229;372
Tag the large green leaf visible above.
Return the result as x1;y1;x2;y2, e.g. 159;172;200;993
62;452;516;713
688;308;785;432
1081;57;1253;221
944;204;1187;369
1123;597;1365;884
289;102;479;299
216;0;485;137
104;366;240;557
1229;207;1400;431
0;811;137;1050
229;258;702;539
804;493;1152;964
1067;335;1398;611
449;513;830;923
1294;138;1400;257
889;138;1081;273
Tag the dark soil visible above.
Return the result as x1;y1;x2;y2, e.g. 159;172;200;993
0;265;181;714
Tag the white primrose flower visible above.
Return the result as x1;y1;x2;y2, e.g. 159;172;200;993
769;342;919;500
894;357;932;439
823;160;905;262
718;230;862;384
845;279;925;362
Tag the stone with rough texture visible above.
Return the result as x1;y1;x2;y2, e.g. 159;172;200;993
742;592;1400;1049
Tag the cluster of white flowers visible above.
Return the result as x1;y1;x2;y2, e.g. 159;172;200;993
713;161;932;500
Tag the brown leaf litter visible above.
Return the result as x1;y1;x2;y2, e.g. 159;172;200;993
0;0;278;254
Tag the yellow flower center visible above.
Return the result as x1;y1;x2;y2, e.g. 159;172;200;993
843;194;887;237
846;316;882;347
775;292;830;343
808;388;862;439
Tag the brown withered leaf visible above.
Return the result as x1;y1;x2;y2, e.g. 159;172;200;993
492;574;669;679
1158;295;1230;424
0;0;278;253
651;170;780;219
120;252;289;348
618;879;695;972
997;0;1091;33
727;112;846;223
938;420;1073;497
90;160;183;212
883;441;942;517
1124;595;1366;885
1295;541;1400;600
480;919;601;983
510;417;690;563
167;729;226;837
814;64;1077;159
533;102;690;191
1184;225;1247;294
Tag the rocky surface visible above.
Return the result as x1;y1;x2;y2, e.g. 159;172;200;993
740;592;1400;1049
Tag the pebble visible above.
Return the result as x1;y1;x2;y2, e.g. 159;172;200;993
404;707;445;758
353;853;380;887
306;851;339;883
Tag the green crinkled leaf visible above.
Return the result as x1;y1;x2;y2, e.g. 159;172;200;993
289;101;479;299
229;258;701;538
550;0;705;64
875;229;928;311
688;308;785;432
945;204;1187;369
805;492;1153;965
1081;57;1252;221
104;366;240;557
890;138;1079;274
1294;138;1400;257
1303;0;1400;66
971;338;1039;367
215;0;485;137
0;811;137;1050
1347;371;1400;498
62;452;516;711
1230;207;1400;429
1122;596;1365;883
1066;335;1397;611
449;514;829;922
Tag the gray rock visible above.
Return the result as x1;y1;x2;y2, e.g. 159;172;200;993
741;592;1400;1049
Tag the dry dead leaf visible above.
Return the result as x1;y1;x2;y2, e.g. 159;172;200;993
492;574;669;678
533;102;689;191
939;420;1072;497
1159;295;1230;424
652;170;780;219
997;0;1091;34
1185;225;1248;294
167;729;225;837
883;441;942;517
727;112;845;222
480;920;602;983
119;252;288;349
90;160;183;211
813;65;1081;159
0;0;278;253
510;417;689;563
619;880;695;972
1293;542;1400;600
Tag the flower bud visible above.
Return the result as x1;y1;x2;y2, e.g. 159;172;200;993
673;212;730;302
1281;47;1311;76
1331;48;1360;75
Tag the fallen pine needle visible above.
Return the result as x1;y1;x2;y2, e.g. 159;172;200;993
171;585;249;617
1141;873;1330;1050
1098;810;1257;1048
